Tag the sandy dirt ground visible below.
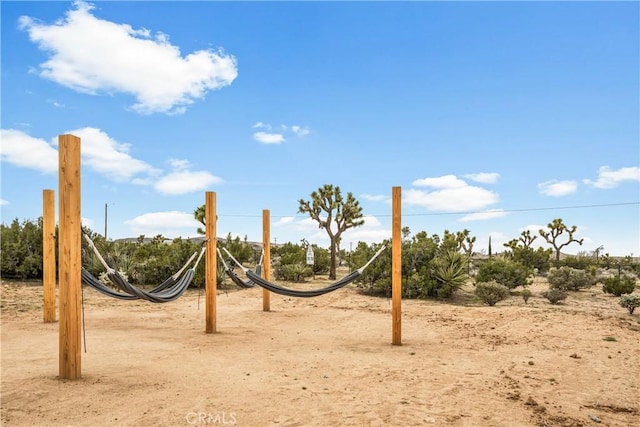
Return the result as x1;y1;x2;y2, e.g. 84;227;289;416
1;273;639;427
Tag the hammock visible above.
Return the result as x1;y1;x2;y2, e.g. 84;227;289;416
82;234;205;303
218;248;263;289
228;244;387;298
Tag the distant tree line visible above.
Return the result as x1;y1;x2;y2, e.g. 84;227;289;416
3;215;637;285
3;177;639;311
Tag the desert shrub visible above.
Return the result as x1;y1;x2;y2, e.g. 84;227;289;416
221;233;255;265
474;281;510;306
559;256;596;270
276;263;312;282
311;247;330;275
475;259;531;289
1;218;45;280
542;289;568;304
602;276;636;296
547;266;596;291
510;246;551;273
619;294;640;315
272;242;305;265
272;242;330;276
427;250;469;298
352;242;391;296
522;288;532;304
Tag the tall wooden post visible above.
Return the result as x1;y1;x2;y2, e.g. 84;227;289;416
205;192;217;333
43;189;56;323
392;186;402;345
262;209;271;311
58;134;81;379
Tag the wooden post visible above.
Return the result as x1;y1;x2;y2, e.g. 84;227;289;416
205;192;217;333
262;209;271;311
43;189;56;323
58;135;81;379
392;186;402;345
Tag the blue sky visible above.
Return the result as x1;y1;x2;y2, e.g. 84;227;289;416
1;1;639;257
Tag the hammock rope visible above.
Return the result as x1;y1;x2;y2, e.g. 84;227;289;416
227;244;387;298
217;248;256;288
219;247;264;289
81;234;206;303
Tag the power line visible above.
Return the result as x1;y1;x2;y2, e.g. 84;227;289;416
216;201;640;219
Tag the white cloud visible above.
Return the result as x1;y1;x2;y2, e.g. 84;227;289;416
412;174;468;189
253;131;285;144
273;216;319;233
124;211;201;237
273;215;389;247
0;129;58;174
19;1;237;115
167;158;190;171
154;160;222;195
47;99;65;108
342;216;390;245
464;172;499;184
2;128;221;195
537;179;578;196
405;175;499;212
582;166;640;189
274;217;295;226
459;209;508;222
291;125;310;137
81;217;95;229
361;193;388;203
252;122;310;144
0;199;8;206
63;127;159;181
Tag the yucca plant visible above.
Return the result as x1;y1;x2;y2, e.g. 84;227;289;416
428;250;469;298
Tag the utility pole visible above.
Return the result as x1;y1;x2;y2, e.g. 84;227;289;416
104;203;108;240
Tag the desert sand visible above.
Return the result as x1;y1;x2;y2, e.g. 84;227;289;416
1;273;639;427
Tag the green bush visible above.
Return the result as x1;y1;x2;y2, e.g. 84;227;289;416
602;276;636;296
475;259;531;289
619;294;640;315
542;289;568;304
1;218;45;280
474;281;510;306
272;242;329;275
522;288;532;304
310;246;330;275
427;250;469;298
276;263;312;282
353;242;391;296
547;266;596;291
559;256;596;270
353;240;467;300
511;246;552;273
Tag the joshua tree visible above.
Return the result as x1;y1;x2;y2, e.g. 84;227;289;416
194;205;206;235
456;229;476;258
298;184;364;279
539;218;583;265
